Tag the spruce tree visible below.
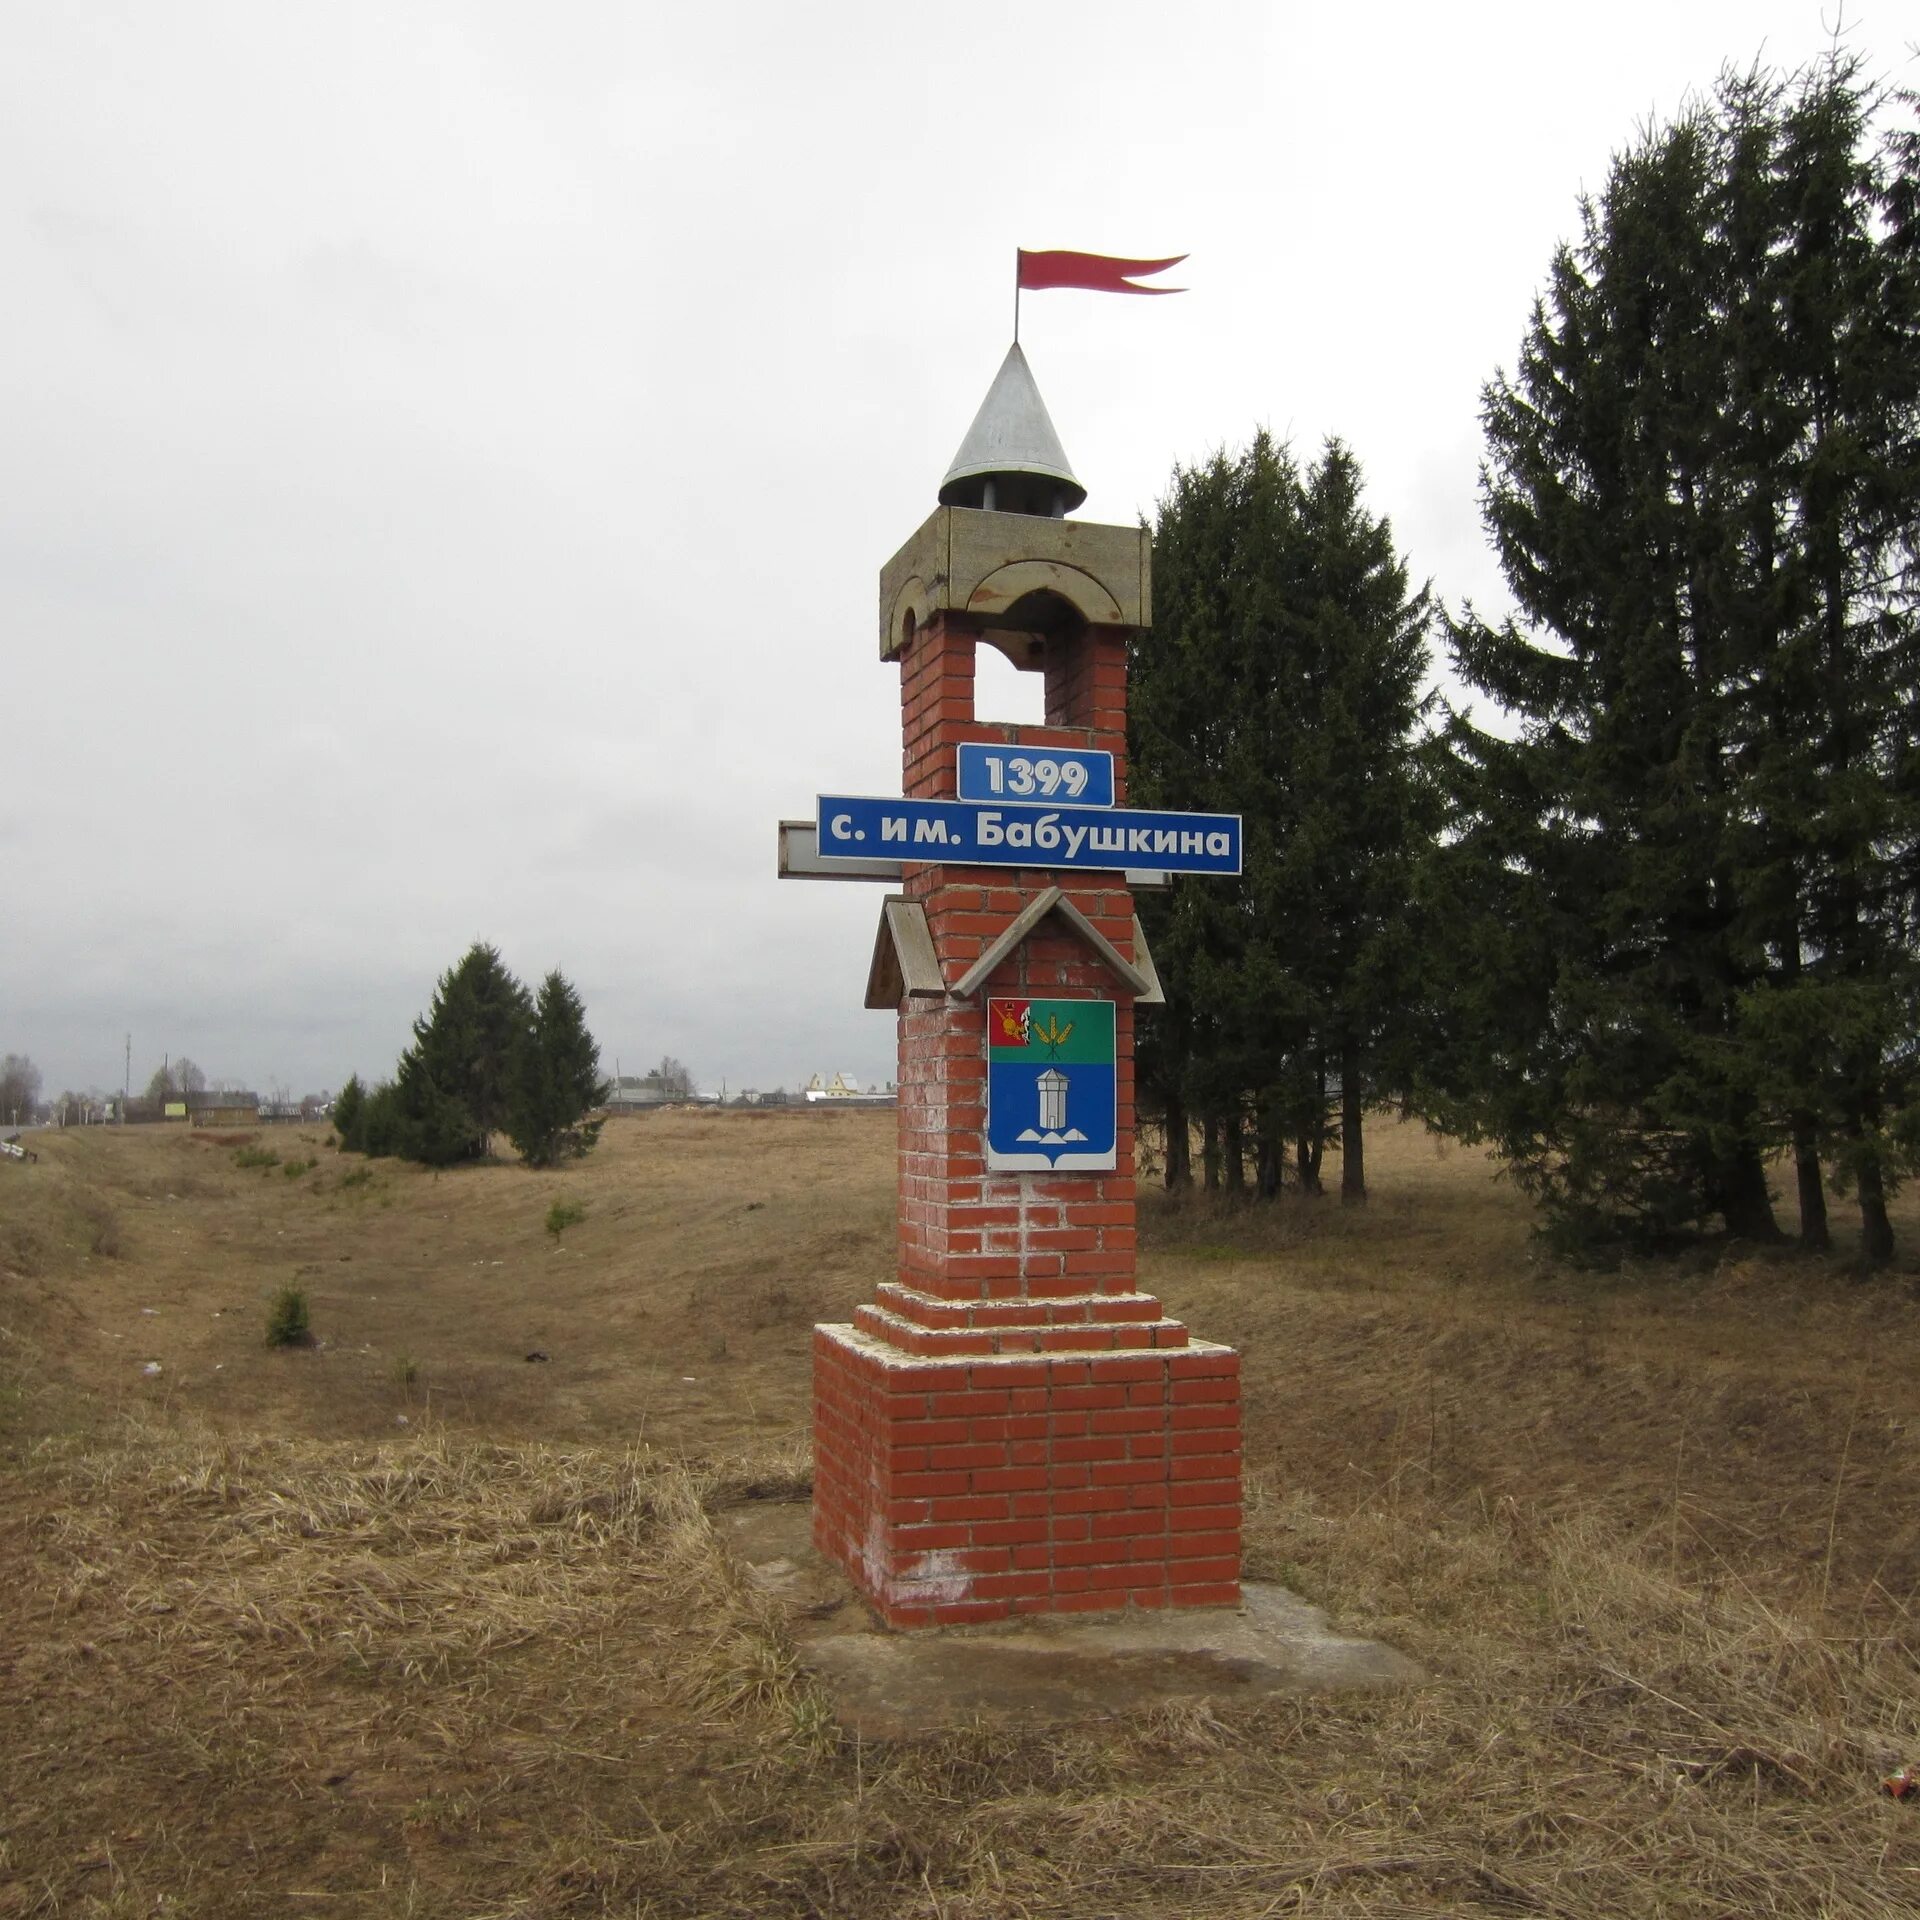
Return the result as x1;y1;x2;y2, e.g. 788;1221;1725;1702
357;1080;404;1158
507;971;609;1167
331;1074;366;1152
1442;101;1774;1248
1292;443;1439;1201
1134;433;1434;1201
1134;432;1300;1194
1746;59;1920;1262
412;944;531;1145
1714;65;1839;1247
391;1046;484;1166
1440;58;1920;1256
388;943;533;1164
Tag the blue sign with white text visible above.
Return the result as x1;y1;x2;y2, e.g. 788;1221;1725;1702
956;744;1115;809
815;795;1241;875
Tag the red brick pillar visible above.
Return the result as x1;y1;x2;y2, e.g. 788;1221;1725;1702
812;612;1243;1626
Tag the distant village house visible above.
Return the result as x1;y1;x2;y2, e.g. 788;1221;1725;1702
604;1073;684;1113
804;1072;896;1106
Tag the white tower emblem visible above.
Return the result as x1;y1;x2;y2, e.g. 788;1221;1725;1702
1036;1065;1069;1133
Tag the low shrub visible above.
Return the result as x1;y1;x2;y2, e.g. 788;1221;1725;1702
265;1286;312;1348
234;1146;280;1171
75;1196;122;1259
546;1198;588;1238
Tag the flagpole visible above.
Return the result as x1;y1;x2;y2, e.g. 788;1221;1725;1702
1013;249;1020;345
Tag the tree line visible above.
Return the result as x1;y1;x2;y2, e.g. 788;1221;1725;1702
1134;55;1919;1262
333;943;608;1169
3;1053;224;1125
1;1054;40;1127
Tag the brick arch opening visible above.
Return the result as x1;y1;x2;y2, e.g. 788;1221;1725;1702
974;642;1046;725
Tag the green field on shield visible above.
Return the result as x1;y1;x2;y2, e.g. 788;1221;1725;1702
990;998;1115;1064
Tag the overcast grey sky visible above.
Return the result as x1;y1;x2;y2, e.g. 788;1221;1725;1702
3;2;1912;1101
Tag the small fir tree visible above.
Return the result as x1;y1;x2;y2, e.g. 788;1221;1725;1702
357;1080;404;1158
331;1074;366;1152
391;1047;483;1167
265;1285;311;1347
508;971;609;1167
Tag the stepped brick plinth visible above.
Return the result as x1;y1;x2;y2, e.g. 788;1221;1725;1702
812;1332;1241;1626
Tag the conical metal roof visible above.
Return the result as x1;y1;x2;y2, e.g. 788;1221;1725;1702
938;343;1086;516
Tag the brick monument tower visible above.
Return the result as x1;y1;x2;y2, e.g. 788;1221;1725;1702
798;344;1243;1628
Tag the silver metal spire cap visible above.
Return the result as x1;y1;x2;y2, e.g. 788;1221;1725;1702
937;343;1087;517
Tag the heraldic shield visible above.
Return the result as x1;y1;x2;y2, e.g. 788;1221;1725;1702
985;997;1118;1172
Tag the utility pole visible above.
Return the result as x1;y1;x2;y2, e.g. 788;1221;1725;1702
124;1033;131;1121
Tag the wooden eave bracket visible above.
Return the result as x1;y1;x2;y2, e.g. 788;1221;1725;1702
948;885;1160;1003
867;888;1167;1010
865;896;945;1010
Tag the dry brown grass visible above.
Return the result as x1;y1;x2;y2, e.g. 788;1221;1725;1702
0;1415;830;1916
2;1112;1918;1916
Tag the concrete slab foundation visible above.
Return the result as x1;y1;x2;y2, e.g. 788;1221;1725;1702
726;1499;1423;1739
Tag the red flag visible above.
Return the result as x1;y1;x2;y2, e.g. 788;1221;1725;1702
1017;249;1187;295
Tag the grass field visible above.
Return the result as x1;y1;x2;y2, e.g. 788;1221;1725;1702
3;1111;1918;1916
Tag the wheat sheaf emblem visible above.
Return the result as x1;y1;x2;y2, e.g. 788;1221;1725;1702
1032;1013;1075;1058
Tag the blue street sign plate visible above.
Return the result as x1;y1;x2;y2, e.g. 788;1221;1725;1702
815;795;1241;875
956;743;1115;809
987;997;1117;1172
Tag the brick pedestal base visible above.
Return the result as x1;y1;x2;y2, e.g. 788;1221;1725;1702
813;1325;1242;1628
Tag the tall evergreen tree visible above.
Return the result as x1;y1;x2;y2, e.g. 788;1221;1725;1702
1752;61;1920;1262
1135;431;1302;1194
1293;445;1440;1201
507;971;609;1167
1439;58;1920;1257
1714;64;1840;1247
421;944;532;1141
391;942;533;1164
1134;433;1434;1201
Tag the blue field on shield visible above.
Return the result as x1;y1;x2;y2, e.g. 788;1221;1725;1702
986;1061;1116;1172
